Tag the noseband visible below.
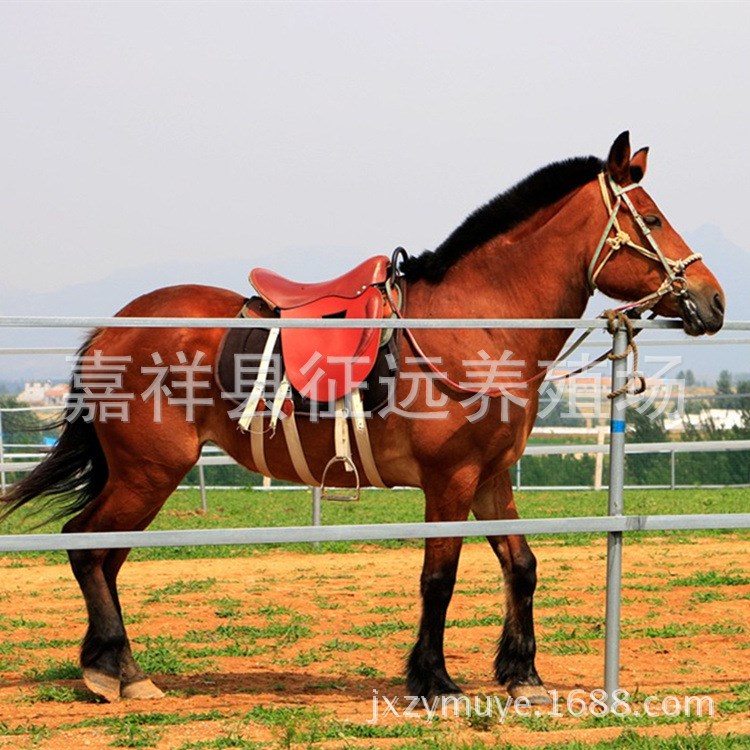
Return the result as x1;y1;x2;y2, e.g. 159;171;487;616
588;173;703;312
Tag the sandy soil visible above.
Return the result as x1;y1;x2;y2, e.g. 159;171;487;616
0;537;748;748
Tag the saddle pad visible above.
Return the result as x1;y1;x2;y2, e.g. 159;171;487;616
280;286;384;402
216;297;398;416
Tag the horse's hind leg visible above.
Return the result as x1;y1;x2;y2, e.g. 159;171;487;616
472;473;550;705
103;544;164;698
63;465;185;702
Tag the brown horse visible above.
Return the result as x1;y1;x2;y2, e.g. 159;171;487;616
1;132;724;703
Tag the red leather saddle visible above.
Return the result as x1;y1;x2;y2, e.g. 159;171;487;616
249;255;391;402
250;256;389;309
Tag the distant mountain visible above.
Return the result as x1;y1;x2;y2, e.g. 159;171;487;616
687;225;750;320
0;227;747;381
660;225;750;379
0;245;344;379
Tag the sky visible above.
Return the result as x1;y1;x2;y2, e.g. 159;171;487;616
1;1;749;297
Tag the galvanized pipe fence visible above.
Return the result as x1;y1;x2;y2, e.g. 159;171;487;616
4;438;750;494
1;314;750;705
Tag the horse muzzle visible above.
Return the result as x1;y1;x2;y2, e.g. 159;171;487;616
678;280;725;336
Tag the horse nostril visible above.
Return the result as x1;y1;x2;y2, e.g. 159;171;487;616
713;293;725;316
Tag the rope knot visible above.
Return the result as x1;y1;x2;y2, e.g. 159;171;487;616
603;310;647;399
606;230;631;251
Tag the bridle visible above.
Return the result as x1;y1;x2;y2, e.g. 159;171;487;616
587;172;703;313
389;171;704;398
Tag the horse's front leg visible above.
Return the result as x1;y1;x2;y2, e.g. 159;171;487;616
472;473;551;704
406;474;476;699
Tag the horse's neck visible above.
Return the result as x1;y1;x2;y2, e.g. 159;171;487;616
407;194;596;377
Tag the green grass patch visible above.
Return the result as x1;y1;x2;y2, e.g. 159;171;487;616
388;730;750;749
293;648;325;666
671;570;750;587
368;604;407;614
351;664;384;678
580;712;694;729
539;613;604;627
176;734;263;750
689;590;727;604
0;721;51;742
17;636;79;649
536;595;575;608
28;683;91;703
3;487;750;563
69;710;223;731
25;658;82;681
708;621;745;636
133;635;214;675
212;596;242;618
633;624;702;639
185;614;312;648
321;719;428;739
346;620;412;638
9;616;47;629
255;602;293;618
144;578;217;603
543;623;602;642
547;640;595;655
322;638;364;652
447;613;504;628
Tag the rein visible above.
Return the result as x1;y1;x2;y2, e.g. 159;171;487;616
390;171;701;400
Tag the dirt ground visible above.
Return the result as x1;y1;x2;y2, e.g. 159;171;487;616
0;537;748;748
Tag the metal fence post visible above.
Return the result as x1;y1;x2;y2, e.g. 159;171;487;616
198;464;208;513
604;323;628;705
312;486;322;527
311;486;322;549
670;449;676;490
0;410;5;495
516;459;522;491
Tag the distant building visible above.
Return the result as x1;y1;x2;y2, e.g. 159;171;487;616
664;409;745;433
16;381;70;407
44;383;69;406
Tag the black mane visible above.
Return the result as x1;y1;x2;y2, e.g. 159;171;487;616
401;155;604;283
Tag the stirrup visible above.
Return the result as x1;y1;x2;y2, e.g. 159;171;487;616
320;456;361;502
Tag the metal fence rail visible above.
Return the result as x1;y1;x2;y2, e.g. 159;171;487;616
2;313;750;706
1;513;749;553
4;439;750;490
1;315;747;330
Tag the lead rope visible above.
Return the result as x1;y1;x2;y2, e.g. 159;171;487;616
603;310;646;399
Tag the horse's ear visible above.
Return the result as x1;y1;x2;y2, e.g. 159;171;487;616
630;146;649;183
607;131;631;185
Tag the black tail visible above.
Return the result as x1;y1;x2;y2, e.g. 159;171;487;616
0;342;109;526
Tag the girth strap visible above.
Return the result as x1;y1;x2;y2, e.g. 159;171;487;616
280;404;319;486
250;413;273;478
350;389;386;488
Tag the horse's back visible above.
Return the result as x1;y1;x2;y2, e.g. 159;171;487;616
115;284;246;319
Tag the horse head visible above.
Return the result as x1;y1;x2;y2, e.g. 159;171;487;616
586;131;725;336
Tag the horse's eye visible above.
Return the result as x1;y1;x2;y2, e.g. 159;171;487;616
644;214;662;228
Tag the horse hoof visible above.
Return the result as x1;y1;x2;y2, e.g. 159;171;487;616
121;678;165;700
508;684;552;705
83;668;121;703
